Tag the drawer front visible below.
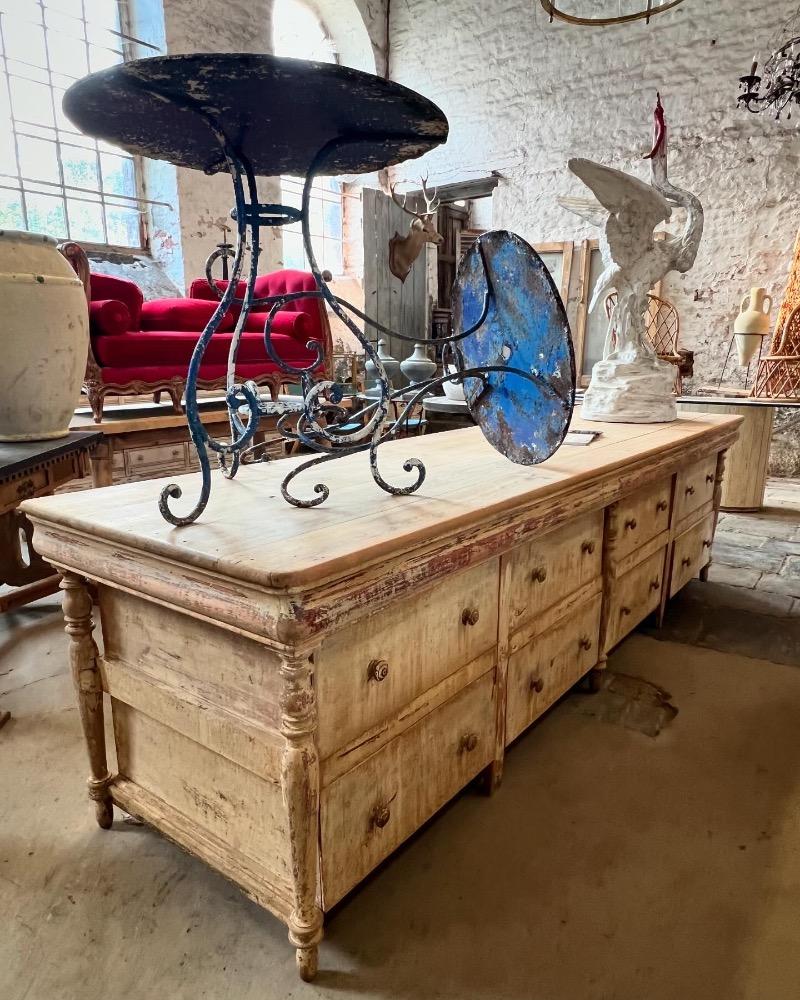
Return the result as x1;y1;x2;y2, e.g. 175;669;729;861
505;510;603;628
670;512;715;597
675;454;717;524
316;560;499;759
612;477;672;563
506;595;601;745
124;443;190;479
321;670;494;908
606;548;666;649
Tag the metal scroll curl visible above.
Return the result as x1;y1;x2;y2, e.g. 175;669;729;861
157;131;575;525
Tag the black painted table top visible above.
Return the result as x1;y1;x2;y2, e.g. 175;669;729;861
0;432;102;482
63;54;449;176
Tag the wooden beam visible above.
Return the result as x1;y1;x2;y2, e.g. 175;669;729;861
404;174;501;204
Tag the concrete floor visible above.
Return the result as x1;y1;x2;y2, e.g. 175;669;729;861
2;485;800;999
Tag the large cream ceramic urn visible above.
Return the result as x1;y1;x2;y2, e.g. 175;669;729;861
0;230;88;441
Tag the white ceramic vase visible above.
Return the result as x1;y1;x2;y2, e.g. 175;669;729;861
734;287;772;366
442;364;466;401
0;231;88;441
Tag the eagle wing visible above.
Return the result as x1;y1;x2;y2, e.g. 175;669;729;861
568;158;670;230
558;195;608;230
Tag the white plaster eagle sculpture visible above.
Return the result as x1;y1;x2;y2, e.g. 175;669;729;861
561;95;704;363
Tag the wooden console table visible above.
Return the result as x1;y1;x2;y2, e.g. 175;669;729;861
23;413;740;978
1;432;100;612
0;431;100;730
69;400;292;489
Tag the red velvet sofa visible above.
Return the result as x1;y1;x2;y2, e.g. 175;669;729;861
60;242;332;422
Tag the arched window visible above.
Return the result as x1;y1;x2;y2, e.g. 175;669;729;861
273;0;344;276
272;0;337;63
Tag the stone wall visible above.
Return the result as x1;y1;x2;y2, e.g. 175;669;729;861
387;0;800;471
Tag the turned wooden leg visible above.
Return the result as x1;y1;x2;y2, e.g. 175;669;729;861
60;571;113;829
280;651;323;982
701;449;727;585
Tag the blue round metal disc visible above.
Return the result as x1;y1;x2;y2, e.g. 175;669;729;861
452;230;575;465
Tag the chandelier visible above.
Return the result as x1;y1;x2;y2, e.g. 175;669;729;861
738;7;800;119
539;0;685;26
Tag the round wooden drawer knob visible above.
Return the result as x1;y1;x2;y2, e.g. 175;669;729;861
531;567;548;584
620;606;631;616
461;607;480;627
685;485;695;496
706;474;715;484
530;676;545;694
367;658;389;682
459;733;479;753
682;556;692;568
650;578;660;591
579;636;592;651
370;803;391;829
656;500;668;512
702;539;712;549
581;540;595;555
624;518;637;531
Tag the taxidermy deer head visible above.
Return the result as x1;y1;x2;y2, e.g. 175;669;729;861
388;177;443;283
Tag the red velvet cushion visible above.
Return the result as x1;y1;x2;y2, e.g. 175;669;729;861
243;310;311;338
140;297;235;333
90;299;131;336
92;330;317;368
188;278;247;302
190;271;324;342
90;273;143;329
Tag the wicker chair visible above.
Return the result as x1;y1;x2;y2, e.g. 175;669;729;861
604;292;684;393
751;304;800;399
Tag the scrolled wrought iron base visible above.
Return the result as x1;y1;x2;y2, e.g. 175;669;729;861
157;132;573;526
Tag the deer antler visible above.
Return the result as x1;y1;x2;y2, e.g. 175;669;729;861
389;183;421;217
421;175;440;216
390;177;441;218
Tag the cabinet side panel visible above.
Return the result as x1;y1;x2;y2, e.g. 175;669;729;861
113;702;293;890
99;587;282;729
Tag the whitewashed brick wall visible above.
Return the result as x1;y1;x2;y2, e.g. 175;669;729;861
388;0;800;396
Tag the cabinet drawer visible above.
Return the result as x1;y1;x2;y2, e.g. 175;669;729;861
124;443;189;479
506;595;601;745
670;512;715;597
316;560;498;759
505;510;603;628
320;669;495;908
675;454;717;524
612;477;672;564
606;548;666;649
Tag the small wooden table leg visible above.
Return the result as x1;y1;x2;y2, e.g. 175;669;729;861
60;571;113;828
89;441;114;488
